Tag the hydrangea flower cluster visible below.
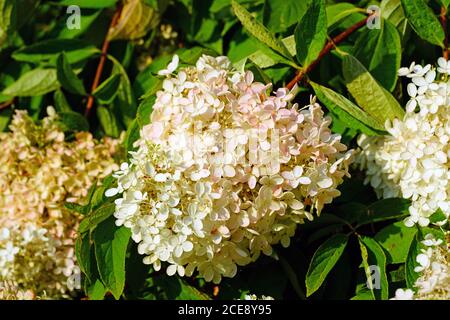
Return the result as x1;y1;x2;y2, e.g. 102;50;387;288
0;279;36;300
0;108;122;299
106;54;353;283
392;233;449;300
357;58;450;227
243;294;274;300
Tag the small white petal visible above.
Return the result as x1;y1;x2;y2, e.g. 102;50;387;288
154;173;167;182
398;67;410;76
407;83;417;97
406;99;417;113
105;188;119;197
412;77;427;87
182;241;193;252
416;253;429;267
298;177;311;185
438;57;447;68
166;264;177;276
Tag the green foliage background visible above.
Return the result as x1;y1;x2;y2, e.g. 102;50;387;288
0;0;448;300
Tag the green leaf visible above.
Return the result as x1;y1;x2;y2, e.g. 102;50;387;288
93;74;121;104
57;111;89;132
0;108;12;132
136;95;156;128
54;9;102;39
133;70;162;99
294;0;327;66
233;39;299;69
405;233;422;289
310;82;385;133
152;275;211;300
77;232;107;300
305;234;348;297
13;0;40;28
381;0;409;38
401;0;445;47
97;106;120;138
351;288;375;300
359;236;389;300
263;0;311;33
342;54;405;124
247;63;271;84
231;0;292;60
281;35;296;56
56;0;117;8
440;0;450;7
79;203;116;234
65;202;89;215
88;176;115;211
12;39;99;65
357;198;411;226
330;115;359;145
247;48;295;69
109;55;137;128
153;275;211;300
326;3;361;29
56;52;86;95
76;233;93;281
429;208;447;224
124;119;140;152
228;31;298;69
0;0;14;46
177;47;217;65
421;226;446;242
108;0;159;41
94;217;131;300
375;221;418;264
86;279;107;300
0;0;39;46
2;68;59;97
53;90;72;112
390;264;406;282
357;238;376;300
175;278;211;300
353;19;401;91
307;224;345;245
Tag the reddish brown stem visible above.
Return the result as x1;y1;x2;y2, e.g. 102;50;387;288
286;15;372;90
440;6;448;60
85;6;122;117
0;98;15;110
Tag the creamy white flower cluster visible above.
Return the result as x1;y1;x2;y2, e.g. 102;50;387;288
392;233;449;300
0;224;80;300
243;294;274;300
0;279;36;300
106;54;353;283
0;108;121;299
357;58;450;227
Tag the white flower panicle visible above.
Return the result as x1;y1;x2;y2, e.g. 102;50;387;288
107;54;353;283
0;108;122;299
243;294;274;300
391;233;449;300
357;58;450;227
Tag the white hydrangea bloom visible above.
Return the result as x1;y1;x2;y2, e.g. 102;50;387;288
107;55;353;284
391;234;449;300
243;294;274;300
391;288;414;300
0;109;122;299
357;58;450;227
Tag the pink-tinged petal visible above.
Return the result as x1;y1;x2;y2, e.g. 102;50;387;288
143;122;164;141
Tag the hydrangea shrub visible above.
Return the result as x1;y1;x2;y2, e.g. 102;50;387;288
0;0;448;301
